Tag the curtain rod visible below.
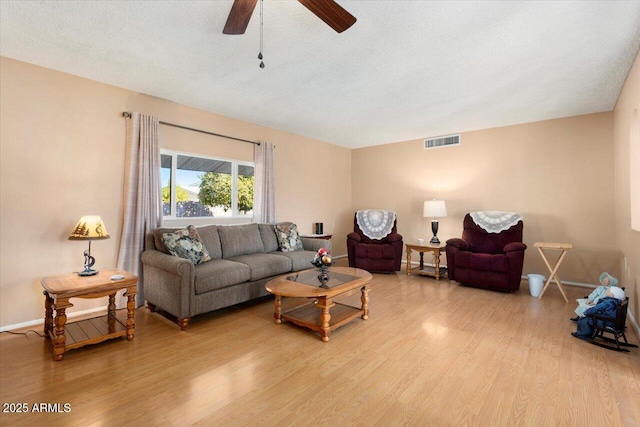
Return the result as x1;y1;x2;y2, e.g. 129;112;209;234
122;112;260;146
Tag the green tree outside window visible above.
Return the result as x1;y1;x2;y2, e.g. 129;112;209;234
162;185;189;203
199;172;254;213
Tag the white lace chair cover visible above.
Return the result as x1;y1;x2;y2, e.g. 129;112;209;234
470;211;523;233
356;210;396;240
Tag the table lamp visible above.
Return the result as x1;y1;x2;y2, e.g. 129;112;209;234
423;200;447;244
69;215;110;276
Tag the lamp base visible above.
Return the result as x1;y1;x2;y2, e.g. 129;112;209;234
430;220;440;245
78;268;99;277
79;245;98;276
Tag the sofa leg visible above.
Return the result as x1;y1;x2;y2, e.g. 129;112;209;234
177;318;190;331
146;302;157;312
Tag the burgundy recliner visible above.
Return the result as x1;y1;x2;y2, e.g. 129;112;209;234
446;213;526;292
347;212;403;273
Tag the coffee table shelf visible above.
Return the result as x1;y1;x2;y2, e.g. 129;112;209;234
414;265;448;276
50;310;129;351
282;302;363;334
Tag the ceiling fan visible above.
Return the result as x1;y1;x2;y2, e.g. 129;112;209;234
223;0;357;35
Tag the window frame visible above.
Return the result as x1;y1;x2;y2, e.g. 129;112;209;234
160;149;255;220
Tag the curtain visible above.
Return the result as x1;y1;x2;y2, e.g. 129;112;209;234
117;112;162;307
253;141;276;223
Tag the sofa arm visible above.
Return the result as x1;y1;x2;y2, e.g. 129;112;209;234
347;232;361;243
300;237;332;253
141;249;195;321
504;242;527;253
141;249;195;277
446;238;469;251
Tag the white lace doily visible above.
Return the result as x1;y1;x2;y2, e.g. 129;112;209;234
356;210;396;240
470;211;522;233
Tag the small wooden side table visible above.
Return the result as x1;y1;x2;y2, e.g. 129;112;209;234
534;242;572;303
405;243;447;280
300;234;332;241
40;269;138;361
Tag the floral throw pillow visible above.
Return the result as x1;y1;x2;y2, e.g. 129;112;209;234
275;223;304;252
162;225;211;265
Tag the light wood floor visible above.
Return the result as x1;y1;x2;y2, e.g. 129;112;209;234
2;263;639;427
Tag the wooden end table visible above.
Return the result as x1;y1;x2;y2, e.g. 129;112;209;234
534;242;572;303
300;234;333;240
40;269;138;361
405;243;447;280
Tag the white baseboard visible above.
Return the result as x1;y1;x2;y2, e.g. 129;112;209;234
0;306;107;333
4;266;638;341
522;275;595;289
627;311;640;341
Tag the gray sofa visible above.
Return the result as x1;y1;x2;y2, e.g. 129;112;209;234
141;222;330;330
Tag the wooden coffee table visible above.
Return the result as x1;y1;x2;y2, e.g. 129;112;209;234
265;266;372;342
41;269;138;361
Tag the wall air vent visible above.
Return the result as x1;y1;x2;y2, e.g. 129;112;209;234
424;134;461;150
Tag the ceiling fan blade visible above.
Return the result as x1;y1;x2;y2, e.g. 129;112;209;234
298;0;356;33
223;0;258;35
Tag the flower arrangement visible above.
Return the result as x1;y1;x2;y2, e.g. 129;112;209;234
311;247;333;285
311;247;332;268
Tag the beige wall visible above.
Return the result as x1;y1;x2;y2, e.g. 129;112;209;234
0;57;351;328
1;52;635;330
352;112;617;286
613;49;640;322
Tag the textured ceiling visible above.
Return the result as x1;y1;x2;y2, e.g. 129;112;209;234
2;1;640;148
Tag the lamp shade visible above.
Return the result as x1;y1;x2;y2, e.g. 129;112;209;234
423;200;447;218
69;216;110;240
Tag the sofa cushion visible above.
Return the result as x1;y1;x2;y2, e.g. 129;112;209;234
259;223;279;253
455;252;510;273
218;223;264;258
162;225;211;265
354;243;396;260
275;222;304;252
194;259;251;294
196;225;223;259
228;253;292;281
272;250;316;272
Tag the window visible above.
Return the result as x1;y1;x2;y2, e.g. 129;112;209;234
161;150;254;219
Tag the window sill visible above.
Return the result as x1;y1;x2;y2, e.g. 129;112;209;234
161;217;254;227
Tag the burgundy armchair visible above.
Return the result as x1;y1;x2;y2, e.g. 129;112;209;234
446;213;527;292
347;211;403;273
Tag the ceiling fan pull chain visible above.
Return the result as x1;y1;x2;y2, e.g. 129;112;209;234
258;0;265;68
